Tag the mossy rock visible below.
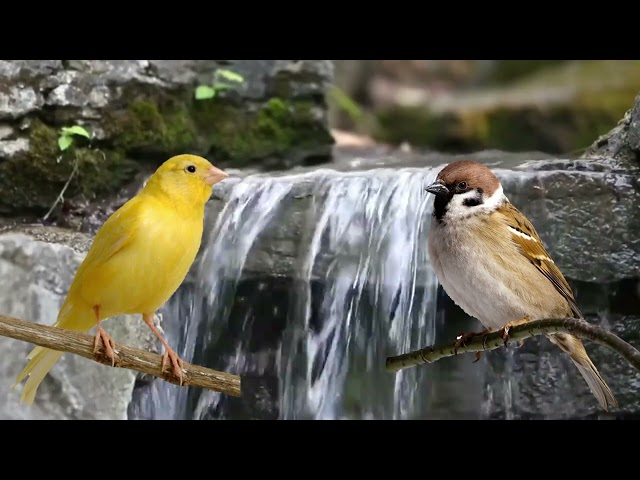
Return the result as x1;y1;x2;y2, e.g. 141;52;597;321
109;100;196;157
103;89;333;169
0;60;335;218
0;120;138;215
0;93;333;216
192;97;333;168
374;60;640;155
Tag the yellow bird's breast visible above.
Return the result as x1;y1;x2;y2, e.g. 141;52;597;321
77;199;205;317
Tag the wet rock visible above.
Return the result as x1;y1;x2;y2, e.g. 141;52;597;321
584;93;640;171
0;227;157;419
0;85;43;120
0;60;334;217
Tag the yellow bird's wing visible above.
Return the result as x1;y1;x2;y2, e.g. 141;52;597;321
81;198;146;268
63;196;148;309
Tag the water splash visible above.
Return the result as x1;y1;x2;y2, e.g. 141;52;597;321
277;168;440;419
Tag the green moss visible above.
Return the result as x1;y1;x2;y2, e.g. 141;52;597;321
108;99;197;156
0;119;138;215
192;96;333;167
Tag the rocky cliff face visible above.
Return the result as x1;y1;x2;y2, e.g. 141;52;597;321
0;60;334;218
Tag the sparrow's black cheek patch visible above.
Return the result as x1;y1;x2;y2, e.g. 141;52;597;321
463;197;482;207
433;194;453;223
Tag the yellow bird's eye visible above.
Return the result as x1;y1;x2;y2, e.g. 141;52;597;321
185;165;196;173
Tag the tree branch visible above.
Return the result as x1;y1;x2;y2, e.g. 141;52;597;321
385;317;640;374
0;314;241;397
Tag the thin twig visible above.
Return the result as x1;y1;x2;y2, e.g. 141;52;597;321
1;314;241;397
43;157;78;222
385;317;640;374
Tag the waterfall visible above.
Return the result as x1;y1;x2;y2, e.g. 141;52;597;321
129;165;446;419
279;169;439;419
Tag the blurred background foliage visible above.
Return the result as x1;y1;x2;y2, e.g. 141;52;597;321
327;60;640;156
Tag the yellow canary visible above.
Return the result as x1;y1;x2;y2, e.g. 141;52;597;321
13;154;228;405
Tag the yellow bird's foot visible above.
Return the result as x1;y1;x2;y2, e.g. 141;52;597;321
499;317;530;345
142;312;185;386
161;347;185;386
93;326;117;366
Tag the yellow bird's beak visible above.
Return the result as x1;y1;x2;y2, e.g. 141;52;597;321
205;166;229;186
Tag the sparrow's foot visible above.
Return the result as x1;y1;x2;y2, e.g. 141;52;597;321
454;328;493;360
93;326;117;366
161;347;185;386
499;317;530;345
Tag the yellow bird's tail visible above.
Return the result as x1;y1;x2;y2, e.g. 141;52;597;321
13;300;95;406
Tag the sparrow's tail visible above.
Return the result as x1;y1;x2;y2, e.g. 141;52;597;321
13;300;95;406
547;332;618;411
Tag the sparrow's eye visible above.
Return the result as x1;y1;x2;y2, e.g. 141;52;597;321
456;181;467;192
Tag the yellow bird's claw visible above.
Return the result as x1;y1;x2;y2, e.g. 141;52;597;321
93;327;118;367
161;350;185;386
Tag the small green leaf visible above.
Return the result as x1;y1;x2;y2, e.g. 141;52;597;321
195;85;216;100
215;69;244;83
58;135;73;151
61;125;91;139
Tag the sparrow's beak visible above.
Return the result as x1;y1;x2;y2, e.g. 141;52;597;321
205;166;229;186
425;181;449;196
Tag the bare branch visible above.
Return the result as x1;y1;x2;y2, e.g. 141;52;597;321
385;317;640;374
0;314;241;397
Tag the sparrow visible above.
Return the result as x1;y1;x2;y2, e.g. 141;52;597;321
425;159;617;411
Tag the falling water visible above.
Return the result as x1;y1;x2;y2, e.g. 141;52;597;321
279;168;440;419
129;165;447;420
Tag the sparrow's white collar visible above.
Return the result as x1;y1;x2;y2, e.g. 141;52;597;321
445;184;506;221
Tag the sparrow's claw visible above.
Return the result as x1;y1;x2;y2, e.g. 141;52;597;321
453;328;493;360
499;317;530;346
93;326;117;366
